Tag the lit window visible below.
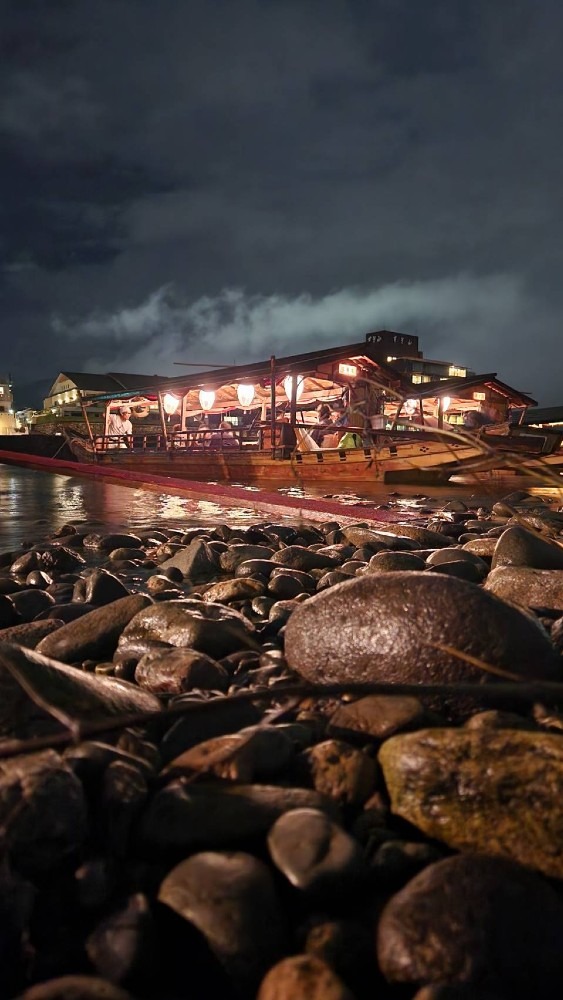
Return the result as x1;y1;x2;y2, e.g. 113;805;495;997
473;391;486;401
448;366;467;378
412;374;422;384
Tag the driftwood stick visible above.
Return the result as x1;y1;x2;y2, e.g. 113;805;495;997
2;678;563;760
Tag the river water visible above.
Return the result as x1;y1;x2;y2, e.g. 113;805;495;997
1;463;561;554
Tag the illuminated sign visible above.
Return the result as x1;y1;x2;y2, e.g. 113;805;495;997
473;391;486;400
338;363;358;378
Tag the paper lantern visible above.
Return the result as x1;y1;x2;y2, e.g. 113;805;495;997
441;396;451;412
163;393;180;415
199;390;215;410
404;398;417;414
283;375;304;402
236;383;255;407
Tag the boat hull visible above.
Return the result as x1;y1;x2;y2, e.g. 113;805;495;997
63;437;488;485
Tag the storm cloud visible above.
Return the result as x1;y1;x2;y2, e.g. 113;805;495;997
3;0;562;403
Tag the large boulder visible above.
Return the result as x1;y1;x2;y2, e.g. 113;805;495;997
284;572;559;719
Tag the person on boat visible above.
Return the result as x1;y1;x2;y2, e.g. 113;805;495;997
209;420;238;449
311;404;333;446
196;417;212;448
107;406;133;448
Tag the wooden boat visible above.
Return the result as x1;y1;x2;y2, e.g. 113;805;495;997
64;422;488;486
3;342;554;489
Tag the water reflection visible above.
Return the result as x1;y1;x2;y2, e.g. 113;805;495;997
1;464;561;553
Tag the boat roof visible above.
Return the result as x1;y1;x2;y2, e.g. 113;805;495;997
402;373;537;408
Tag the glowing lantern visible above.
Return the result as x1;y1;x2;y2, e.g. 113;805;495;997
163;393;180;415
199;389;215;411
236;383;255;407
283;375;304;402
404;398;417;414
441;396;451;412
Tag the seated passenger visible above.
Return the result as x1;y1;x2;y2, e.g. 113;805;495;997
209;420;238;448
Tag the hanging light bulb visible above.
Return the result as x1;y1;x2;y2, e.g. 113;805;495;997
236;383;255;407
162;393;180;415
441;396;451;412
199;389;215;410
283;375;304;402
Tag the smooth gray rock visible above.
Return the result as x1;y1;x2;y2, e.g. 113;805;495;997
364;551;426;573
219;543;275;572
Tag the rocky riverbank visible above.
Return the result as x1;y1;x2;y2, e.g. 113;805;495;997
1;490;563;999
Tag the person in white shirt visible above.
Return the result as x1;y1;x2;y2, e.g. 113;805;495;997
107;406;133;448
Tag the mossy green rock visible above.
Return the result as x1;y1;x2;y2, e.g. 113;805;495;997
378;727;563;879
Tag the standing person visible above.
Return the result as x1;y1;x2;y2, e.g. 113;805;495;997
107;406;133;448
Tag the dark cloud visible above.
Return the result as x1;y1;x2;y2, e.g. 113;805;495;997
2;0;563;403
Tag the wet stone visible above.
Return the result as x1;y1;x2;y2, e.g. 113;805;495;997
297;738;378;807
461;537;497;558
0;619;64;648
364;550;427;573
135;647;229;695
116;599;255;662
81;568;131;605
159;851;286;992
376;854;563;998
0;749;88;876
285;572;559;720
0;592;20;627
270;545;339;572
85;893;155;990
257;954;355;1000
202;577;265;603
219;543;275;573
36;594;152;664
163;725;294;782
378;727;563;878
158;537;220;580
328;694;432;743
140;782;339;852
18;977;134;999
491;524;563;570
9;587;56;621
268;807;367;896
485;566;563;612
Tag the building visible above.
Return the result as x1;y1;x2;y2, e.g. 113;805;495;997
0;374;16;434
364;330;472;384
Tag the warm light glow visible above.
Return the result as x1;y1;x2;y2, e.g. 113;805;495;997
441;396;451;411
283;375;304;402
199;389;216;410
404;398;417;414
473;391;486;401
163;393;180;415
338;362;358;377
236;383;255;407
448;366;467;378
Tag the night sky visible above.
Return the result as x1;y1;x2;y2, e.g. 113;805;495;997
2;0;562;405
